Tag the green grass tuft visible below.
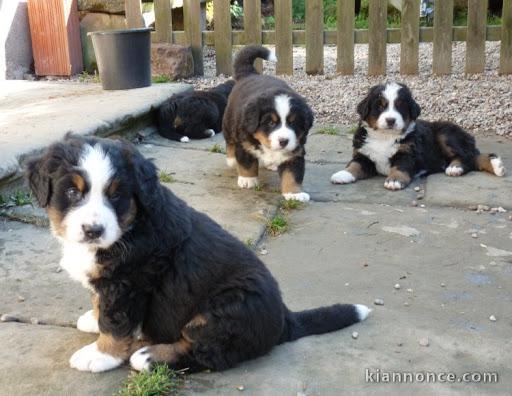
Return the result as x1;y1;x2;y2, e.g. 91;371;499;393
158;171;175;183
9;191;32;206
116;364;180;396
280;199;304;211
209;143;225;154
245;238;254;247
253;184;263;192
316;125;339;136
266;214;288;237
152;75;172;84
78;71;100;83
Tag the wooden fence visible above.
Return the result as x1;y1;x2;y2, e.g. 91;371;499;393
125;0;512;76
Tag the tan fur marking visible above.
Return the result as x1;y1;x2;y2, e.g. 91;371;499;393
271;113;279;123
72;174;86;192
253;131;271;148
226;143;236;160
475;154;495;174
185;314;207;328
437;135;456;158
173;116;183;128
281;169;301;194
96;333;149;360
345;160;365;179
47;207;65;237
237;158;259;177
387;167;412;185
106;179;119;197
91;293;99;321
144;339;192;364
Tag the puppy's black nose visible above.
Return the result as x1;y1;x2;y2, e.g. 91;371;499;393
82;224;104;240
386;118;396;127
278;138;289;148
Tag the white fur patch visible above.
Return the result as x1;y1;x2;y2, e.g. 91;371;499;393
226;157;237;168
331;170;356;184
359;129;400;175
205;129;215;137
130;347;152;371
77;310;99;333
59;241;97;289
384;178;406;190
69;342;123;373
64;144;120;249
378;82;405;130
283;192;310;202
238;176;259;189
246;144;294;170
180;136;190;143
267;51;277;62
445;164;464;176
491;157;505;177
269;95;297;152
354;304;371;321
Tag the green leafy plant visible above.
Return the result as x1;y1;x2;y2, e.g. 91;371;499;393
209;144;225;154
152;75;172;84
116;364;180;396
316;125;339;136
158;170;175;183
266;214;288;236
9;191;32;206
280;199;304;211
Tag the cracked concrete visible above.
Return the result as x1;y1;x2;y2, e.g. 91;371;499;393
1;128;511;395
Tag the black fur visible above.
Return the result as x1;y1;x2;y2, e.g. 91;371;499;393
157;80;235;142
26;135;366;372
233;45;274;80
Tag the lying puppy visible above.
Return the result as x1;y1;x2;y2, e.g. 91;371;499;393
26;135;369;373
157;80;235;143
223;45;314;202
331;82;505;190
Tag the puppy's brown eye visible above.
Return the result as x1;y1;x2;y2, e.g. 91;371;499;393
110;192;121;202
268;120;276;128
66;187;82;202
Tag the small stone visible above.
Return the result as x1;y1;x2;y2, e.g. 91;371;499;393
411;200;418;207
1;314;19;322
260;249;268;255
237;385;245;391
468;205;478;211
30;317;39;325
476;204;490;213
55;267;62;273
471;233;478;238
374;298;384;306
394;283;401;290
414;186;421;192
416;194;424;200
344;282;349;286
17;296;25;302
420;204;426;208
440;283;446;287
406;288;413;293
419;337;430;347
403;302;410;307
489;315;497;322
352;331;359;339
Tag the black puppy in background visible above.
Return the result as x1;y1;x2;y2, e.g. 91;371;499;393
157;80;235;143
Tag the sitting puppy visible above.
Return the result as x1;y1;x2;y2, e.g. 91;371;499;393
26;135;369;373
157;80;235;143
223;45;314;202
331;82;505;190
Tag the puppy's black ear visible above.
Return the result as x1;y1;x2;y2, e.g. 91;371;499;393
26;156;51;207
356;95;371;120
241;99;260;137
409;98;421;120
125;142;159;210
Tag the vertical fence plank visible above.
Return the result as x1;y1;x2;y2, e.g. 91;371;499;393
275;0;293;75
500;0;512;74
368;0;387;75
213;0;232;75
432;0;453;75
125;0;144;28
466;0;488;73
306;0;323;74
400;0;420;75
154;0;172;42
337;0;354;75
244;0;262;72
183;0;203;75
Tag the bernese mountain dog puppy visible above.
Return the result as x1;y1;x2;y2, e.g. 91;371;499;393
331;82;505;190
223;45;314;202
157;79;235;143
25;135;370;373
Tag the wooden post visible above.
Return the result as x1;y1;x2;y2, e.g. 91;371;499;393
500;0;512;74
466;0;488;73
275;0;293;75
154;0;172;43
337;0;354;75
400;0;420;75
214;0;232;75
244;0;262;72
368;0;387;75
125;0;145;29
432;0;453;75
183;0;203;75
306;0;323;74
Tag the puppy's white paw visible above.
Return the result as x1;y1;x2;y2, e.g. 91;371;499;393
331;170;356;184
491;157;506;177
69;342;123;373
445;164;464;176
283;192;310;202
384;178;406;191
76;310;99;334
130;347;152;371
238;176;259;189
205;129;215;137
180;136;190;143
354;304;372;321
226;157;237;168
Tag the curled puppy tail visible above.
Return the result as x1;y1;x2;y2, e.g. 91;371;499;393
233;45;277;80
475;153;506;176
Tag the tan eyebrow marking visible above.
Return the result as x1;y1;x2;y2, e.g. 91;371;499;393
71;174;86;192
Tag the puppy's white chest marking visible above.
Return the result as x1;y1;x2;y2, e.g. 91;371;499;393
359;130;400;175
59;241;98;290
247;145;294;169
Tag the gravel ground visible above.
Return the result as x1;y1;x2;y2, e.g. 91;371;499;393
187;42;512;138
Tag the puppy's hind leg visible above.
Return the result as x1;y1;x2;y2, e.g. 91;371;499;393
475;153;506;177
226;143;237;168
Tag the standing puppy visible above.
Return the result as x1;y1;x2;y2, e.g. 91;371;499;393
223;45;314;202
331;82;505;190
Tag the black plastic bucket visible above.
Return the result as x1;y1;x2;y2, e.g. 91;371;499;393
88;28;152;90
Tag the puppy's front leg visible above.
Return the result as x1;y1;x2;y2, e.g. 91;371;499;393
279;156;310;202
331;153;376;184
235;145;259;188
76;293;100;334
385;150;414;191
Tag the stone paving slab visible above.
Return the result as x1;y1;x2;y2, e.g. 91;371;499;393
0;322;128;396
187;201;512;395
0;81;190;181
